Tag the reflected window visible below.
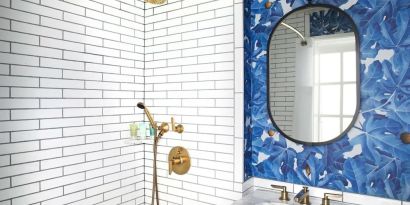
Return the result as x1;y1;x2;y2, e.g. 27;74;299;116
312;35;356;141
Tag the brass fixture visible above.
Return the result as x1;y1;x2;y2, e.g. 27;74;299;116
268;130;275;137
321;193;342;205
401;132;410;144
265;1;272;9
158;122;169;137
305;164;311;177
270;184;290;201
137;102;185;205
145;0;166;5
168;146;191;175
171;117;184;134
294;186;310;205
137;102;157;130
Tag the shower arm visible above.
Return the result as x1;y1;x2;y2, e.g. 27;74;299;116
280;22;307;45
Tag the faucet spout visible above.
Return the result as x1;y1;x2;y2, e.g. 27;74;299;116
294;186;310;205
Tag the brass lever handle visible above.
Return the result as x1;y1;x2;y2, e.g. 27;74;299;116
321;193;342;205
270;184;290;201
171;117;184;133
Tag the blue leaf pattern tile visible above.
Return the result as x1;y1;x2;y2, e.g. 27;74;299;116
244;0;410;201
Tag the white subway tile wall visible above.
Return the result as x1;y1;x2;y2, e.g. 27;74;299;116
0;0;145;204
144;0;244;204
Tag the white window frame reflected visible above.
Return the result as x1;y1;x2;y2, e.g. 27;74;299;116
312;34;356;142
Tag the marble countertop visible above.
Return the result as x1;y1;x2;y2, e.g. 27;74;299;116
233;189;354;205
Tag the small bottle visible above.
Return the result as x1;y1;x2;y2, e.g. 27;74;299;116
129;123;139;139
138;123;146;140
145;122;151;139
150;126;155;139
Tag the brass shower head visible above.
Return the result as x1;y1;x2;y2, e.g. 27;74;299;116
145;0;166;5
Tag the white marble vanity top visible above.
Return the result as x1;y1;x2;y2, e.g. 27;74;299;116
233;189;353;205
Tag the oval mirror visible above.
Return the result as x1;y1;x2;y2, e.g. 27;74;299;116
268;6;359;144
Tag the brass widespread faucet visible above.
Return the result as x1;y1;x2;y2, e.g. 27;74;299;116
294;186;310;205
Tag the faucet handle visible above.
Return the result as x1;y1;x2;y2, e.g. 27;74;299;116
321;193;342;205
270;184;290;201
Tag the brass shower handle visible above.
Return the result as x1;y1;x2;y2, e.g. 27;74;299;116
168;146;190;175
171;117;184;134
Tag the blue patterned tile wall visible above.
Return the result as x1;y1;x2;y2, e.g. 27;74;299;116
244;0;410;201
310;8;353;36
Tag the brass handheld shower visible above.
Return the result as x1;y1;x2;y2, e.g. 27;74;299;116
137;102;157;130
136;102;186;205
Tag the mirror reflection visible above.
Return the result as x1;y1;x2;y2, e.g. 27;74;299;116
268;6;358;143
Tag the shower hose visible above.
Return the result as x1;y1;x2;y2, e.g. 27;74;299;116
151;131;160;205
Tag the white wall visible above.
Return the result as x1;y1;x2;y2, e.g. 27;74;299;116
0;0;146;204
143;0;244;204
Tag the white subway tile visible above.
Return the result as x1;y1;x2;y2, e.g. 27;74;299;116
41;155;84;169
12;187;63;205
41;136;85;149
64;31;102;46
86;9;120;25
86;181;121;197
11;109;62;120
64;160;102;175
64;177;103;194
64;12;102;29
11;148;62;164
12;87;62;98
104;6;134;21
0;120;39;132
183;11;215;24
0;75;38;87
0;183;40;202
63;89;102;99
41;16;84;34
40;37;84;52
41;78;84;89
40;99;84;108
63;125;102;137
199;16;234;30
41;173;85;190
0;52;39;66
0;6;39;24
86;63;120;74
41;191;85;205
40;118;84;129
63;107;101;118
40;57;84;71
11;168;62;186
12;0;62;19
0;162;39;178
11;65;62;78
64;51;102;64
41;0;85;15
11;128;62;142
63;143;102;156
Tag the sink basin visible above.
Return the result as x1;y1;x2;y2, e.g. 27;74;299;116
256;203;288;205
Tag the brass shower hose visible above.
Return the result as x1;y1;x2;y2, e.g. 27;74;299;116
152;129;162;205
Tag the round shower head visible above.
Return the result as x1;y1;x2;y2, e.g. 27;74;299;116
137;102;145;109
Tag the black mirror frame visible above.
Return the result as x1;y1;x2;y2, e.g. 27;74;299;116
266;4;361;146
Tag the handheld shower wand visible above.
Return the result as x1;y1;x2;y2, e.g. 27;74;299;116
137;102;157;130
